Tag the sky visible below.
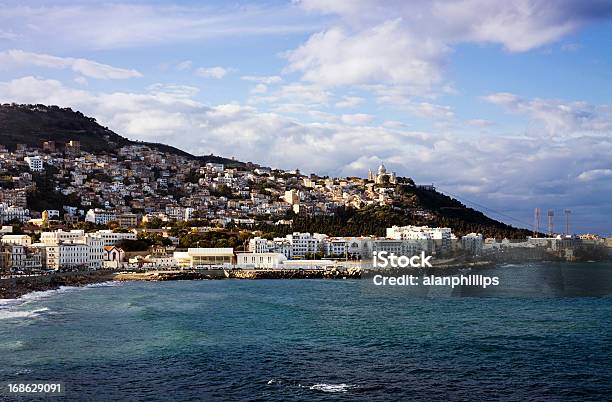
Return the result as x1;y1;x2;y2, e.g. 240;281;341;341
0;0;611;235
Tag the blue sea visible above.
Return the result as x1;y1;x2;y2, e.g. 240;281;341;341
1;262;611;401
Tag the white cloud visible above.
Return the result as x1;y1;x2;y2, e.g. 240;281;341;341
250;84;268;94
340;113;374;125
251;83;331;105
484;92;612;134
74;76;88;86
0;3;322;51
176;60;193;71
406;102;454;119
577;169;612;182
0;49;141;80
335;96;365;108
466;119;494;128
286;20;446;91
288;0;612;97
241;75;283;84
195;66;229;79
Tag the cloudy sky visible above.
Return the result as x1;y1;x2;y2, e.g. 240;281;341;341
0;0;611;235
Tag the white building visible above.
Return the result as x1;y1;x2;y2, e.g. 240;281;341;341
41;230;85;245
284;232;326;257
283;189;300;205
0;204;30;223
236;252;287;269
461;233;483;255
24;156;44;172
91;230;136;246
165;206;195;221
1;234;32;246
386;225;452;254
0;244;42;271
85;209;117;225
205;162;224;173
173;248;234;268
372;238;428;257
38;230;104;269
103;246;125;263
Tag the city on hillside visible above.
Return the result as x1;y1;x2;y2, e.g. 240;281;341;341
0;139;610;275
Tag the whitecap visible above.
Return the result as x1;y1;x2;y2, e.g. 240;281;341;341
85;281;122;288
0;340;27;350
0;307;49;320
309;383;357;393
18;286;76;304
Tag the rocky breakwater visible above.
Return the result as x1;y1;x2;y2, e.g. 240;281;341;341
226;267;362;279
0;270;117;299
114;270;226;282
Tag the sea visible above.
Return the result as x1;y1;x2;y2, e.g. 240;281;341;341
1;262;611;401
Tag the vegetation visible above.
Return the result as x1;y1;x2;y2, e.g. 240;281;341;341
0;103;243;166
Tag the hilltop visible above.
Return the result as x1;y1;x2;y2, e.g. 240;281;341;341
0;103;241;166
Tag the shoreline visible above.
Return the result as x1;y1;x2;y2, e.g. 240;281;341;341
0;260;494;300
0;270;117;300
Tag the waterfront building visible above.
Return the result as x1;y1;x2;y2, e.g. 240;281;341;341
0;243;42;271
386;225;452;254
173;248;234;268
461;233;483;255
38;230;104;269
372;238;428;257
236;252;287;269
103;246;125;263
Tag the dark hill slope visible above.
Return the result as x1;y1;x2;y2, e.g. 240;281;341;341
0;103;241;165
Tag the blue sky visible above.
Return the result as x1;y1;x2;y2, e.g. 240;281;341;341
0;0;611;235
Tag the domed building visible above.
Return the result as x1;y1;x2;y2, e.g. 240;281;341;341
368;162;396;184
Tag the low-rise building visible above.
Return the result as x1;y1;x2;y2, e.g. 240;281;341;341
236;252;287;269
173;248;234;268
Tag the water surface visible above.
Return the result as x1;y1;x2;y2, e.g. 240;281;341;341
1;263;611;400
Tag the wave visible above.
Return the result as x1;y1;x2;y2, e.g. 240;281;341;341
0;307;49;320
1;280;120;307
267;379;358;394
0;340;27;350
17;286;77;305
85;281;123;288
308;383;357;393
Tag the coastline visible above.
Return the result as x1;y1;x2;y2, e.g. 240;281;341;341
0;261;495;300
0;270;117;300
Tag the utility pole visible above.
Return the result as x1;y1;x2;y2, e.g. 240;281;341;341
547;210;554;236
534;208;541;237
564;209;571;235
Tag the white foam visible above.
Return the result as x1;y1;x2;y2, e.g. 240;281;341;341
85;281;122;288
0;340;26;350
0;307;49;320
309;383;356;393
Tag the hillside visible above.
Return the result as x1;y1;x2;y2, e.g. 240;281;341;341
256;189;531;240
0;103;529;238
0;103;241;165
